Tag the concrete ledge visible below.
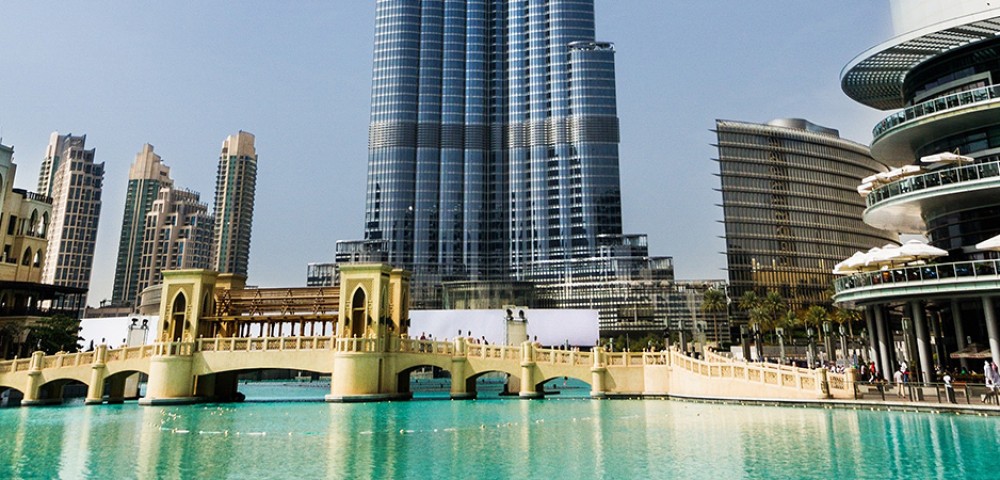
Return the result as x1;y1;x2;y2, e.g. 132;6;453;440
20;398;63;406
450;392;476;400
664;393;1000;416
518;392;544;399
325;393;411;403
138;396;202;406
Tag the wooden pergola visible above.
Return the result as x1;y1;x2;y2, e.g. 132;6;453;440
200;287;341;338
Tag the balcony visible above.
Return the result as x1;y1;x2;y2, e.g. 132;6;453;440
863;161;1000;233
834;259;1000;305
869;85;1000;163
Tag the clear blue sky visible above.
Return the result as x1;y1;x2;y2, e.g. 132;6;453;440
0;1;894;306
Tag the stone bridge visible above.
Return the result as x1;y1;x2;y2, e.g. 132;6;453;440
0;336;855;406
0;263;856;406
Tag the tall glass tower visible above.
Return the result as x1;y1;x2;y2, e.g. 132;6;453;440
359;0;630;305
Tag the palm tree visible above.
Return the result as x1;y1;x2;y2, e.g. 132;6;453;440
737;291;760;313
802;305;829;365
759;291;787;334
700;288;727;344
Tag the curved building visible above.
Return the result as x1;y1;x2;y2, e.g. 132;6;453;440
716;119;897;317
836;0;1000;380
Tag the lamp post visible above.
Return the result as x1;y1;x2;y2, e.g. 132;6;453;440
859;328;869;364
126;318;149;347
775;327;786;365
822;320;833;366
839;324;848;367
740;325;750;361
806;327;816;368
752;322;762;362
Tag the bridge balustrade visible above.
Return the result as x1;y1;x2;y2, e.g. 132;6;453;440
196;336;336;352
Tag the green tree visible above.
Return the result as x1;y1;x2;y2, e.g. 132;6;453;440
700;288;728;343
801;305;829;331
25;315;82;354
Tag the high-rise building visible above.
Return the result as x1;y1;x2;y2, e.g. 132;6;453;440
212;131;257;278
344;0;667;330
138;186;214;290
715;119;897;316
39;132;104;309
0;142;86;358
112;144;172;307
835;1;1000;379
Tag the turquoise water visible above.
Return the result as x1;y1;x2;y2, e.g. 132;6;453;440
1;386;999;479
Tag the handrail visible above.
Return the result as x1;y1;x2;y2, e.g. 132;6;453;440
835;259;1000;293
873;84;1000;140
866;160;1000;207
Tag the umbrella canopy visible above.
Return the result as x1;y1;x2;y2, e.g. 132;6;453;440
977;234;1000;251
833;251;868;275
897;239;948;259
920;152;974;165
864;244;910;266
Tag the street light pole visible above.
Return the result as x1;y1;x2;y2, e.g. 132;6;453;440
776;327;786;365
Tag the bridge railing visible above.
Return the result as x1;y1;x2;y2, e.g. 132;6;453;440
397;338;454;355
670;348;837;396
605;352;647;367
197;336;335;352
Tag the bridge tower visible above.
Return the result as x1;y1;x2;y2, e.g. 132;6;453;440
140;269;219;405
327;264;411;402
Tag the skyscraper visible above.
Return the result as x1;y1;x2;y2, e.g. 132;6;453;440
349;0;652;313
112;144;172;307
212;131;257;278
39;132;104;309
112;144;214;308
715;119;897;317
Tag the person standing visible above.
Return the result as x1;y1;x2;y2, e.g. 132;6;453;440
943;370;956;404
894;368;904;398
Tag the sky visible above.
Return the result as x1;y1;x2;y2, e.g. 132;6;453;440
0;1;895;306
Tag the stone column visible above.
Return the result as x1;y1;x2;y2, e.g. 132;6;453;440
874;306;892;381
519;341;541;399
865;307;878;365
911;300;933;383
952;299;968;370
984;296;1000;366
85;345;108;405
21;351;46;406
590;347;607;398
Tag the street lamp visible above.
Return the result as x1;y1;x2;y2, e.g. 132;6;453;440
740;325;749;361
806;327;816;368
126;318;149;347
775;327;786;365
839;323;848;367
822;320;833;365
859;328;869;364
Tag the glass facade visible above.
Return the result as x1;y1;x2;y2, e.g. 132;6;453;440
354;0;649;319
716;119;897;317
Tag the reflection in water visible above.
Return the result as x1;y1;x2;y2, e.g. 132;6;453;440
1;398;998;479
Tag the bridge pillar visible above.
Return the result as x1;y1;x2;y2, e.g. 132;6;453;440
140;347;198;405
21;351;48;406
590;347;607;398
519;341;542;399
85;345;108;405
450;338;474;400
327;351;403;402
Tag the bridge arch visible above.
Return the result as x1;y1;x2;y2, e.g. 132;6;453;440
466;370;522;397
535;375;591;396
1;385;25;407
348;286;368;338
167;291;186;341
194;367;330;402
35;377;88;405
395;364;452;396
